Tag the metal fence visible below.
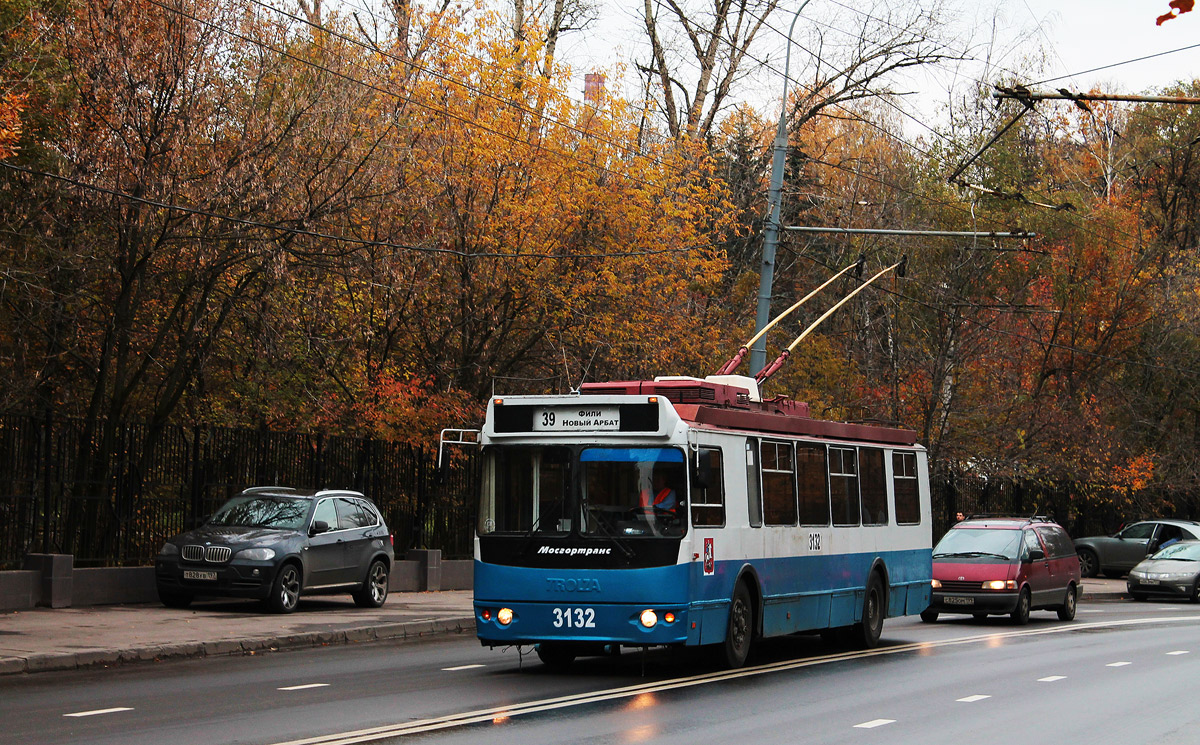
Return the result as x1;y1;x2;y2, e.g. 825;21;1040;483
5;412;1200;569
929;470;1200;542
0;414;478;569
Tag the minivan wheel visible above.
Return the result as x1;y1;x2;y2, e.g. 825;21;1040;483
919;609;939;623
268;563;301;614
353;560;389;608
1057;584;1077;621
1010;587;1031;625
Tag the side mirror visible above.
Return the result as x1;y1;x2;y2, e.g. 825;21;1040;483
310;520;330;536
1029;547;1045;561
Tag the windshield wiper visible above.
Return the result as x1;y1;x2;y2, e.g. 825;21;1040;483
585;506;634;560
517;514;546;556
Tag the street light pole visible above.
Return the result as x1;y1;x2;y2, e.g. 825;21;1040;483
751;0;811;375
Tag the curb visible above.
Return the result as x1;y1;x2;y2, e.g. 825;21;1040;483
0;616;476;677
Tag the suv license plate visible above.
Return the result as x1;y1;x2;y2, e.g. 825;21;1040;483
944;596;974;606
183;570;217;581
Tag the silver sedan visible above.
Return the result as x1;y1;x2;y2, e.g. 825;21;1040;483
1127;540;1200;602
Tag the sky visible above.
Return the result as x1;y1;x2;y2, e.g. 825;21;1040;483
547;0;1200;125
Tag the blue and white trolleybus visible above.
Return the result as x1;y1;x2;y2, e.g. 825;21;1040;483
458;369;932;669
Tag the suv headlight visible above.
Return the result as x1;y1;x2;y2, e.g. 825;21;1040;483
235;548;276;561
159;542;179;556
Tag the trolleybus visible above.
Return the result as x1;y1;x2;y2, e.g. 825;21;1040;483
458;371;932;669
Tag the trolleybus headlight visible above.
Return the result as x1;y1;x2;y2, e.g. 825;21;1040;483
497;608;514;626
481;609;492;621
663;612;676;624
639;609;658;628
982;580;1016;591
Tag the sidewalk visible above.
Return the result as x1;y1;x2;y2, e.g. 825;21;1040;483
0;591;475;676
0;579;1130;677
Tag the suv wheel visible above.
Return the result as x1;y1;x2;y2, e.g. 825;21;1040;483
268;563;301;614
353;559;389;608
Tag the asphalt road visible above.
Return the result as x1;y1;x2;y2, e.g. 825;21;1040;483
4;600;1198;745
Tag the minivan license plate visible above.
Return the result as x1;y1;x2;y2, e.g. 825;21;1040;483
944;596;974;606
183;570;217;581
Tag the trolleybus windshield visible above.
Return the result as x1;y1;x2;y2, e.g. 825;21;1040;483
581;447;686;538
478;445;687;539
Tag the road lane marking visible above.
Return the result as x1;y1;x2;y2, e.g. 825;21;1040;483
279;684;331;691
63;707;133;718
267;614;1200;745
1167;650;1190;655
442;664;486;671
1038;676;1067;682
1106;662;1131;667
853;719;895;729
956;695;990;703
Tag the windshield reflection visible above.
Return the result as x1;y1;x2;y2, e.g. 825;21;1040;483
208;496;309;530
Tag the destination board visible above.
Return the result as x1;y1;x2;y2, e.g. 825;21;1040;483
531;406;621;432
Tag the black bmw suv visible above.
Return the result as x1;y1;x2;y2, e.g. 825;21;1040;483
155;487;394;613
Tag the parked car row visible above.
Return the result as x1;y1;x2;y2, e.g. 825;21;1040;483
923;515;1200;624
155;487;394;613
1073;519;1200;578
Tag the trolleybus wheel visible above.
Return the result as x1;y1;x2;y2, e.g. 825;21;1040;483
536;642;577;669
851;572;886;649
721;582;754;668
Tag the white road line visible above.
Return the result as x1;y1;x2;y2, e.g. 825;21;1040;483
853;719;895;729
1167;650;1190;655
956;695;991;703
63;707;134;718
266;615;1200;745
1106;662;1131;667
442;664;486;671
279;684;331;691
1037;675;1067;682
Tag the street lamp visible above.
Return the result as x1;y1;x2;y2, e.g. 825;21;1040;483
750;0;812;375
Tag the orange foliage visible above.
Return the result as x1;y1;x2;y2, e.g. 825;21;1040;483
1158;0;1194;24
0;92;25;159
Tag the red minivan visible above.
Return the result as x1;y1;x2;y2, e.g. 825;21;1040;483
922;516;1081;624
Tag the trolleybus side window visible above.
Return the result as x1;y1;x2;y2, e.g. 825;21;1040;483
859;448;888;526
746;439;762;528
478;446;570;534
893;452;920;525
830;446;861;527
797;444;831;526
690;447;726;527
761;440;798;526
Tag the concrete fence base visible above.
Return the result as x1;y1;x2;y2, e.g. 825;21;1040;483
0;551;472;612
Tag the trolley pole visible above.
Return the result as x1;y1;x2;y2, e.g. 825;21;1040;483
752;0;811;375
